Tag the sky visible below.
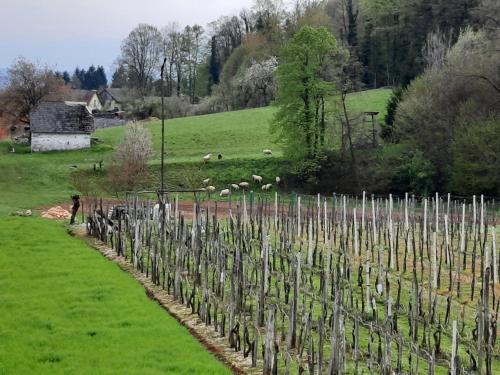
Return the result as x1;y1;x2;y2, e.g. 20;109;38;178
0;0;254;75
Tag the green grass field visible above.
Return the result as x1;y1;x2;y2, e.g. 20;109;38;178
0;217;231;375
0;88;391;215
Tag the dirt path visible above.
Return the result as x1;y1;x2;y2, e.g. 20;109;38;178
43;197;254;221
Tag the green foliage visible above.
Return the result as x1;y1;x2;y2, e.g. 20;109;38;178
358;0;479;87
272;26;341;160
391;150;436;195
0;217;230;374
395;28;500;191
381;87;403;141
450;118;500;196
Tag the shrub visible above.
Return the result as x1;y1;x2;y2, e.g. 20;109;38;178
107;123;153;192
391;151;436;196
450;117;500;196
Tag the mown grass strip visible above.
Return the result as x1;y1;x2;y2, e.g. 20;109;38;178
0;217;231;375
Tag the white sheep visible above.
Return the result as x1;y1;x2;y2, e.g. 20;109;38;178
202;178;210;185
206;185;216;192
239;181;249;188
275;176;281;184
262;183;272;191
252;175;263;183
231;184;240;190
263;149;273;155
220;189;231;197
203;153;212;162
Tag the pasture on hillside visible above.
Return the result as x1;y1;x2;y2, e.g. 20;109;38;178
0;217;231;375
0;89;391;215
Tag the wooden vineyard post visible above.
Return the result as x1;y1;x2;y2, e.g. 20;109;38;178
451;320;458;375
263;305;276;375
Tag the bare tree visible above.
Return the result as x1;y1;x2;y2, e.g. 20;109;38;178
182;25;205;103
0;57;67;123
161;23;181;97
119;24;162;96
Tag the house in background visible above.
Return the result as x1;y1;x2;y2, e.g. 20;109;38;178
65;89;103;112
30;102;94;152
98;88;126;111
45;89;103;113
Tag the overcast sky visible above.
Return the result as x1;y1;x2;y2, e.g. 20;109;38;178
0;0;254;74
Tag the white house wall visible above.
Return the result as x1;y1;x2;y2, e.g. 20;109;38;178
31;133;91;152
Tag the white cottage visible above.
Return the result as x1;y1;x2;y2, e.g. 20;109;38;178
30;102;94;152
65;89;103;112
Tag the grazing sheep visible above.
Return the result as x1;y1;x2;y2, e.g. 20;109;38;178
239;181;249;188
203;153;212;162
252;175;263;183
220;189;231;197
202;178;210;185
275;176;281;184
231;184;240;190
206;185;216;192
263;149;273;155
262;183;272;191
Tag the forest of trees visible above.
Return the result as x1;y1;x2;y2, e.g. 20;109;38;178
111;0;489;108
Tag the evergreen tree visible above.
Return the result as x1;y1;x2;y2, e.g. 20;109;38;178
208;36;221;93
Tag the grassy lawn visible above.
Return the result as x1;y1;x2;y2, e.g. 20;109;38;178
0;88;392;215
0;217;231;375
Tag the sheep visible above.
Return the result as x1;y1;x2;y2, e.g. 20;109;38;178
231;184;240;190
263;149;273;155
252;175;263;183
220;189;231;197
275;176;281;184
262;183;272;191
202;178;210;185
239;181;249;188
203;153;212;162
206;185;216;192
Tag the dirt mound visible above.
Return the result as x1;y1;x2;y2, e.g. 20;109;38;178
42;206;71;219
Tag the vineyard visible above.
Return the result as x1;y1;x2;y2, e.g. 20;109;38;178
87;192;499;374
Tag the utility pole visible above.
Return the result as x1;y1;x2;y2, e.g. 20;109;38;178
160;57;167;193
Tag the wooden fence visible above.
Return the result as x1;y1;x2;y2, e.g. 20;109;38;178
86;192;499;374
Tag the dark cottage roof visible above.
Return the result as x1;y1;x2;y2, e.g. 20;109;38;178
30;102;94;134
98;88;126;104
44;89;98;104
66;89;98;104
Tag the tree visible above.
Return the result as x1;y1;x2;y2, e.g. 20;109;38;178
71;65;107;90
62;71;71;85
111;64;128;88
161;23;181;96
239;56;278;107
0;57;66;123
395;28;500;190
272;26;340;160
119;24;162;96
182;25;205;103
108;123;153;191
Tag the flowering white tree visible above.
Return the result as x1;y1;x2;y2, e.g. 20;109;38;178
109;122;153;191
240;56;278;106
